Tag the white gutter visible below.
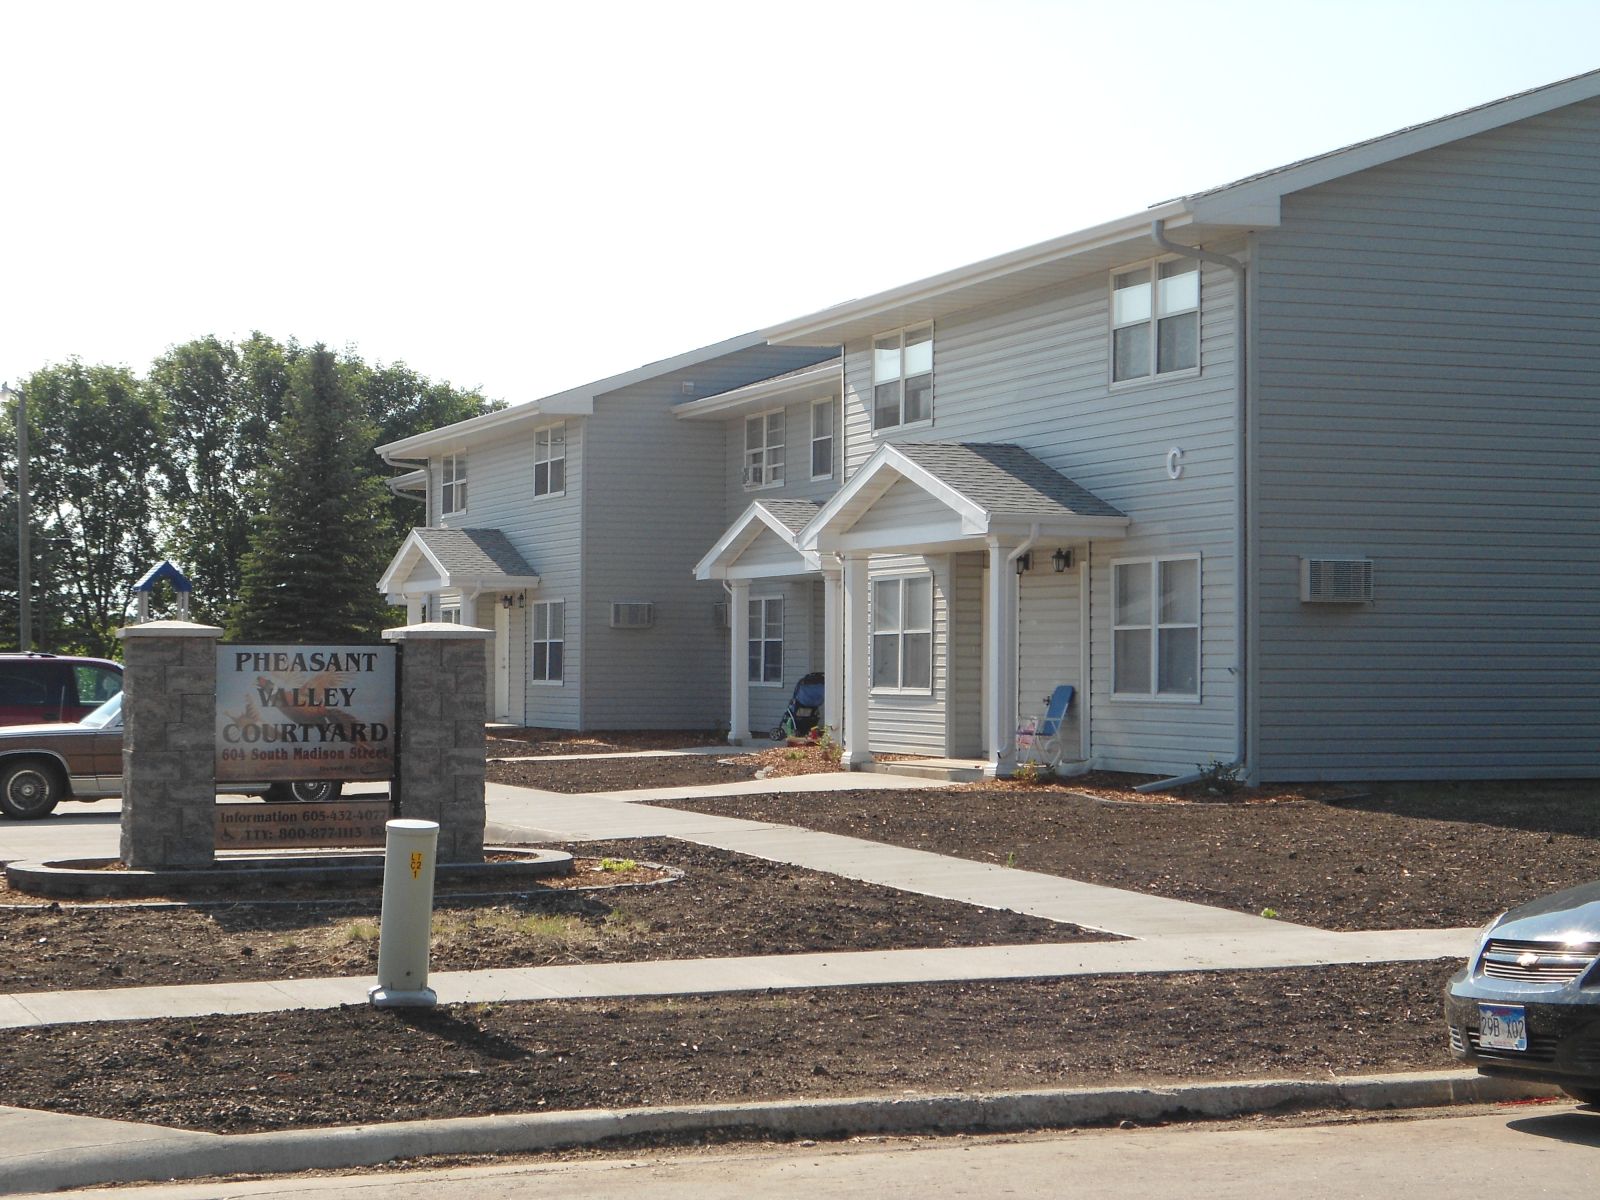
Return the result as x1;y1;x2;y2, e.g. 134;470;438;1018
1137;219;1251;791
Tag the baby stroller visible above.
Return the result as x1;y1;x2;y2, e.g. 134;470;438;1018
772;672;826;739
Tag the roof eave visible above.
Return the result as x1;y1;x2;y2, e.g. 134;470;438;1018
763;201;1202;346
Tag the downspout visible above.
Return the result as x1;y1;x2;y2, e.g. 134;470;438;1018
1135;219;1251;793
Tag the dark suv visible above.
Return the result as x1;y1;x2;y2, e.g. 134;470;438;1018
0;653;124;726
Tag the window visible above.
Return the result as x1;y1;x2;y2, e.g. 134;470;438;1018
441;453;467;515
1111;260;1199;383
532;600;564;683
872;325;933;429
534;424;566;496
871;574;933;691
74;665;122;704
439;602;462;624
747;596;783;685
810;398;835;479
744;409;784;488
1113;557;1200;697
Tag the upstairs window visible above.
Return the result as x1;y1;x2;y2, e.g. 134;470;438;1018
872;324;932;429
747;596;783;685
441;453;467;515
744;409;785;489
534;423;566;496
1112;556;1200;698
1111;260;1199;383
810;398;835;479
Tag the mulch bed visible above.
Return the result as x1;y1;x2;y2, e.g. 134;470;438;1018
0;840;1102;993
642;782;1600;931
486;729;726;758
487;755;764;793
0;962;1458;1134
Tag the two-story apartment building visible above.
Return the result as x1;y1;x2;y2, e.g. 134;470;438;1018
693;68;1600;783
375;335;835;732
382;68;1600;784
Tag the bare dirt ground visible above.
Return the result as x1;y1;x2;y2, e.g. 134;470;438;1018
4;734;1591;1136
0;963;1454;1134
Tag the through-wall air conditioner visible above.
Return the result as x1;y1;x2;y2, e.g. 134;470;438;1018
712;601;731;629
1300;558;1374;604
610;601;655;628
742;466;765;488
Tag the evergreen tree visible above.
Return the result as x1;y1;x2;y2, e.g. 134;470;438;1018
230;346;392;642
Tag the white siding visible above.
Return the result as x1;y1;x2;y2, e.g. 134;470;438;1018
433;422;585;730
1252;97;1600;780
839;252;1244;773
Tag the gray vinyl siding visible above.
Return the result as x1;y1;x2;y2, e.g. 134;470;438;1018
867;554;949;755
434;422;584;730
1252;97;1600;780
720;394;841;522
839;253;1243;773
582;345;833;730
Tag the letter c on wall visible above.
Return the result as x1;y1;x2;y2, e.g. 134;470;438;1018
1166;447;1184;480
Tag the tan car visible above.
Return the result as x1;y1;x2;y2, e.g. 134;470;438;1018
0;693;341;819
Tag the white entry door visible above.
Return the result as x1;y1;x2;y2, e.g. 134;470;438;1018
494;601;512;720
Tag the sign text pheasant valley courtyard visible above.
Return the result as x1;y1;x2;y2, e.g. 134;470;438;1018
215;644;397;782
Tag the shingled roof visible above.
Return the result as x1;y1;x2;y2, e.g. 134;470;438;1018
409;528;538;578
891;443;1126;521
752;499;822;534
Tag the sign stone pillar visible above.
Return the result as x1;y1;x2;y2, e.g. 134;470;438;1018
384;622;492;863
118;620;224;870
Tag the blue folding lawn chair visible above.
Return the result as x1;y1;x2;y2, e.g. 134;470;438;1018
1015;685;1075;769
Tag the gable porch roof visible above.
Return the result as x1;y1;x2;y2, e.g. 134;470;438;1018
800;442;1128;555
377;527;541;598
695;499;823;581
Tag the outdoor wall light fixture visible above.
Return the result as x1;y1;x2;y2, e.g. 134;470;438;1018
1052;547;1073;573
1014;552;1032;575
501;595;514;610
517;592;525;608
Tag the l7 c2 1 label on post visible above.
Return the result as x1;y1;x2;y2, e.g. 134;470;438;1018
215;645;397;782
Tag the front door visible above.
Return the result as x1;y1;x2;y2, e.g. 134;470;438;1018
494;601;512;721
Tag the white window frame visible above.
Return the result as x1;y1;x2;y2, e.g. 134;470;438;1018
533;423;566;497
439;600;462;624
810;398;835;480
747;595;784;687
530;599;565;685
440;453;467;516
869;572;934;694
1109;257;1200;386
743;408;785;490
871;324;934;431
1110;554;1201;702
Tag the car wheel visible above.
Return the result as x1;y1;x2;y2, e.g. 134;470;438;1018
266;780;344;803
1562;1085;1600;1106
0;760;64;820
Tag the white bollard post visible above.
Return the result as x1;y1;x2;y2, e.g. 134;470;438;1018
368;819;440;1008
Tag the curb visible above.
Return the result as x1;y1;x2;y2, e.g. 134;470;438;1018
0;1071;1557;1194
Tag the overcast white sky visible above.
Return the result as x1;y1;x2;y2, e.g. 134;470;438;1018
1;1;1596;404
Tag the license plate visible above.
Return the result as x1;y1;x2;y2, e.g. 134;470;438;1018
1479;1003;1528;1052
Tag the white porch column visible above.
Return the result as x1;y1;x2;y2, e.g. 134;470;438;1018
840;552;873;768
984;539;1020;778
727;579;751;745
822;566;843;736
